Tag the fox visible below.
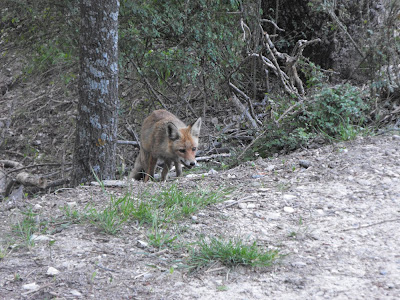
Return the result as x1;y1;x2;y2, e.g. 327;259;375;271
131;109;202;182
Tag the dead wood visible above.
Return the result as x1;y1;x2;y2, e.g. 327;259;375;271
230;94;259;130
16;172;47;189
0;160;24;169
117;140;139;146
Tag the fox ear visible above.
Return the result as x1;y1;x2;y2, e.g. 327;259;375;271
190;117;202;137
167;122;180;141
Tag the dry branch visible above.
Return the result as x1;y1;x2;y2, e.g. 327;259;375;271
229;82;262;127
230;94;259;130
0;160;24;169
16;172;47;189
196;153;231;162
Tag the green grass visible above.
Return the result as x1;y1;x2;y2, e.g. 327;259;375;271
188;237;280;271
60;184;225;236
12;208;48;247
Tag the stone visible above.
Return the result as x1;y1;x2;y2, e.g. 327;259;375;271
299;160;311;168
46;267;60;276
284;207;295;213
22;282;39;291
70;289;82;296
283;194;297;201
238;203;247;209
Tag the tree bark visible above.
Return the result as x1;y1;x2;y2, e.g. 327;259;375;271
73;0;120;185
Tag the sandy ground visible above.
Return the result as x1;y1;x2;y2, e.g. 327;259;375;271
1;134;399;299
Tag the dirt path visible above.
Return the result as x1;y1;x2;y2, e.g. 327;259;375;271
1;134;399;299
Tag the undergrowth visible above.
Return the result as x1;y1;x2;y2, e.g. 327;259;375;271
247;70;372;160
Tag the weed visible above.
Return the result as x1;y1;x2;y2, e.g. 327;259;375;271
12;208;47;247
217;285;228;292
86;196;127;235
189;236;280;271
147;214;178;249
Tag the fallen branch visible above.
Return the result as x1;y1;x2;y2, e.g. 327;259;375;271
16;172;47;189
196;153;231;162
0;160;24;169
117;140;139;146
229;82;262;126
6;163;72;175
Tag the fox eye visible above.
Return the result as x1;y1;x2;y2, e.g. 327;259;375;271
179;149;186;153
192;147;196;151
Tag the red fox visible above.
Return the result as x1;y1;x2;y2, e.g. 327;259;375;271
131;110;202;182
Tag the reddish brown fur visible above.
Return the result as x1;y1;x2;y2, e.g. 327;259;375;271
131;110;201;182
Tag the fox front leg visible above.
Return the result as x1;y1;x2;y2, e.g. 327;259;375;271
144;155;157;182
161;160;172;181
174;160;182;178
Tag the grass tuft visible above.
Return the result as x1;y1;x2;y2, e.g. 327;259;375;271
189;236;280;270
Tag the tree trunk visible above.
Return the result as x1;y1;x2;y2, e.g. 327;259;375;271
73;0;120;185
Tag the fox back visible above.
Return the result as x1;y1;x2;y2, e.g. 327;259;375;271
132;110;201;181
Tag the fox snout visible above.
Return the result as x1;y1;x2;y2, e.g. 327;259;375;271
180;158;197;168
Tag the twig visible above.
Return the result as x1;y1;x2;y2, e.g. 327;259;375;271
130;58;167;109
236;129;267;161
229;82;262;126
196;153;231;162
325;7;365;59
95;263;118;273
224;196;258;208
342;218;400;231
117;140;139;146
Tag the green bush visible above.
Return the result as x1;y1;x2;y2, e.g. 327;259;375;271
305;84;370;138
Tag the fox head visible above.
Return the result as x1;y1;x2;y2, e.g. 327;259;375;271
167;117;201;168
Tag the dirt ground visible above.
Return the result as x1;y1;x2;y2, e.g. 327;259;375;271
0;134;400;300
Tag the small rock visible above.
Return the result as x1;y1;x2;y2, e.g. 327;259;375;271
392;135;400;141
253;212;263;218
67;201;77;208
267;212;281;220
70;289;82;297
299;160;311;168
247;203;256;209
30;235;50;242
46;267;60;276
208;168;218;175
266;165;275;172
33;204;42;211
143;273;153;280
191;215;198;221
380;270;388;275
284;207;295;213
292;261;307;268
137;240;148;248
211;117;219;125
22;282;39;291
283;194;297;201
238;203;247;209
251;174;265;179
316;209;324;216
227;174;237;179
